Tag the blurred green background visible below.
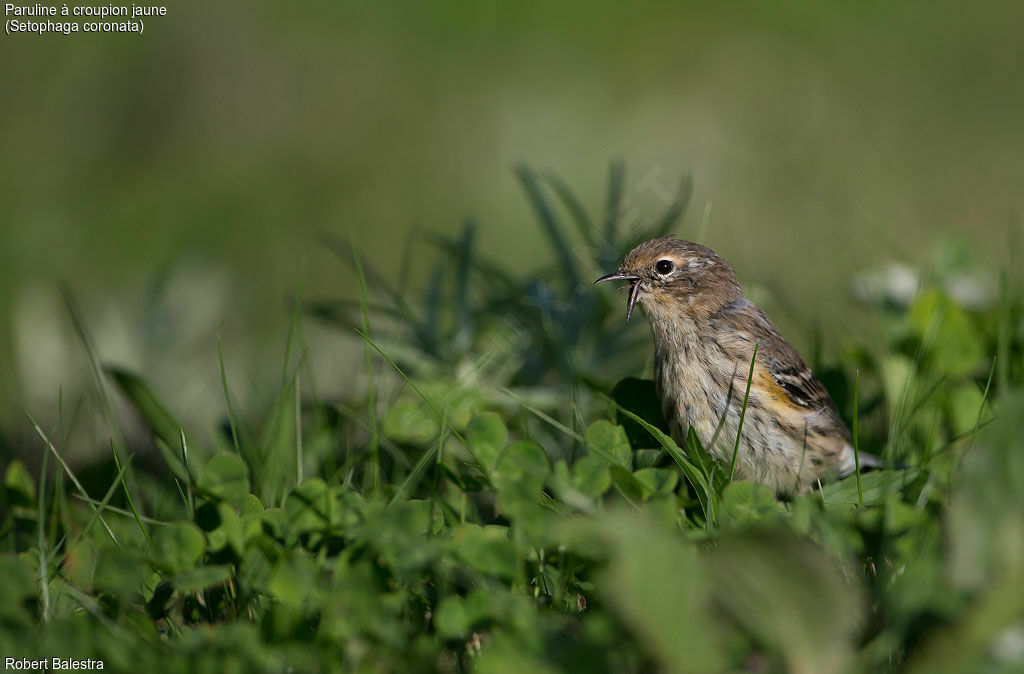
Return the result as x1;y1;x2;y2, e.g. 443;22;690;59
2;0;1022;454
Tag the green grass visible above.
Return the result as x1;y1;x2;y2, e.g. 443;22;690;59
1;164;1022;672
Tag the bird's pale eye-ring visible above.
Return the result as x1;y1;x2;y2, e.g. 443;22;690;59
655;259;674;275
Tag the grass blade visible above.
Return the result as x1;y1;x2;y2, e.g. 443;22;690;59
355;330;482;472
603;159;625;247
499;387;584;442
111;441;150;542
515;164;580;291
318;228;425;334
390;425;449;507
51;452;136;570
996;272;1010;394
422;261;445;352
70;495;170;526
27;413;119;547
106;366;188;452
453;220;476;343
179;429;195;518
217;333;242;455
425;232;521;295
352;239;381;491
728;343;758;483
962;357;997;462
295;372;304;486
37;428;50;622
59;286;127;460
542;171;596;249
852;370;863;509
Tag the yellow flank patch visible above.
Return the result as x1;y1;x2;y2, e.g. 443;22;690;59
757;368;803;409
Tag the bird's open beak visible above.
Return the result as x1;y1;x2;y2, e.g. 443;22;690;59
594;271;641;324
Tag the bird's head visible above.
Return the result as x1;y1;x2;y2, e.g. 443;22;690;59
594;237;744;323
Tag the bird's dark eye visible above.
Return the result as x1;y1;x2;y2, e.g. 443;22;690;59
655;259;674;275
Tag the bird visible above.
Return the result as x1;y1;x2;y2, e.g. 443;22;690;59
595;236;879;495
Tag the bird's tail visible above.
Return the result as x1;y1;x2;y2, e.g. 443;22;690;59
838;445;885;477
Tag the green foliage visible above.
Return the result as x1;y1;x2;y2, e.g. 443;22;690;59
3;167;1023;672
151;522;206;575
584;420;632;468
467;412;507;472
196;453;251;507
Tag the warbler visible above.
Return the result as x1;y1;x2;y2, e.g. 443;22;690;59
596;237;879;495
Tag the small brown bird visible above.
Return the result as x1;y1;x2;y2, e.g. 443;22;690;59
596;237;879;495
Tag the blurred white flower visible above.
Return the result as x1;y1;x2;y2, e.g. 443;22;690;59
853;262;994;310
853;263;920;307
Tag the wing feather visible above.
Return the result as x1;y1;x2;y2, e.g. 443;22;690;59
710;299;847;431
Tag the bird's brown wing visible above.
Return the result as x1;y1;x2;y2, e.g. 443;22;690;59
766;363;831;410
712;299;850;436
